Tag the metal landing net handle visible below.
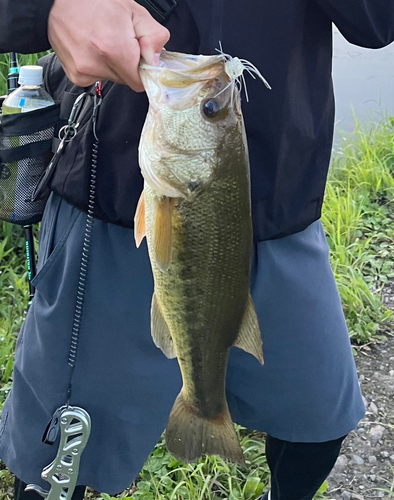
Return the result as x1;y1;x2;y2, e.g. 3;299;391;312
25;407;91;500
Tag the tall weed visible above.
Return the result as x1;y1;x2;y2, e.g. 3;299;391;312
322;117;394;341
0;222;29;406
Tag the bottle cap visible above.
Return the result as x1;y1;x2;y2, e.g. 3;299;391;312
18;66;43;86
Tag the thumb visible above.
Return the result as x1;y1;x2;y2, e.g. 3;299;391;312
139;36;162;65
132;5;170;65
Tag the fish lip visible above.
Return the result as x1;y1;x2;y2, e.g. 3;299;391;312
140;51;225;70
140;51;228;87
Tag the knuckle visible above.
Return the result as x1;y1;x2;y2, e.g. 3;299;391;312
127;42;142;65
69;64;95;87
70;74;95;87
90;32;120;59
132;83;145;93
93;40;117;59
74;61;92;76
160;27;170;43
129;37;140;53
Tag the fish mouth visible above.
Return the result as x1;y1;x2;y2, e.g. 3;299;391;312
140;51;225;72
140;51;228;89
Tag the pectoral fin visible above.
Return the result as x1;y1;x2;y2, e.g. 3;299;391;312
151;293;176;359
233;294;263;364
154;196;173;272
134;190;146;248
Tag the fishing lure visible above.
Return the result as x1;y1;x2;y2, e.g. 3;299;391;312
216;42;271;103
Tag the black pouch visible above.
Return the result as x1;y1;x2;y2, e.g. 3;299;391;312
0;103;60;225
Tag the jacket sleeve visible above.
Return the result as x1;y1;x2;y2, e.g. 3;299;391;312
0;0;54;54
315;0;394;48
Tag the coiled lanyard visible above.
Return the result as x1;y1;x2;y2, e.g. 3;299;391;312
25;82;102;500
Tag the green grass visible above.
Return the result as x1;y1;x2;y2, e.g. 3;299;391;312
322;116;394;341
123;430;270;500
0;221;30;408
1;52;394;499
0;53;49;96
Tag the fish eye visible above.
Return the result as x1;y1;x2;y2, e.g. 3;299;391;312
202;98;222;119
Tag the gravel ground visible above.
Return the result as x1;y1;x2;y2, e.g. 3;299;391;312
328;284;394;500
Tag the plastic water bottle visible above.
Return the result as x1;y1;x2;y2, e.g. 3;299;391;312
2;65;54;114
1;66;55;220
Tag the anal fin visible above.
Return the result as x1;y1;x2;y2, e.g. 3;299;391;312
151;294;176;359
233;294;263;364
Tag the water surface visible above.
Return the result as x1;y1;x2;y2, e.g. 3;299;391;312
332;28;394;136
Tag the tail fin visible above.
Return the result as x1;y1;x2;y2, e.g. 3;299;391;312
165;391;245;465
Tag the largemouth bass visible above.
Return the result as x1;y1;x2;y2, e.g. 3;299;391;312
135;51;267;464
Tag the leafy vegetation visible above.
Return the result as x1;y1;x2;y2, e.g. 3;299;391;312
0;222;30;408
1;52;394;498
322;116;394;341
1;53;48;96
119;431;270;500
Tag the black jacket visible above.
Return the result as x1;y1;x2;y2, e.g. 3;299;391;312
1;0;394;240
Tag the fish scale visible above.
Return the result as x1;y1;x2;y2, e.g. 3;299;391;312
145;160;251;411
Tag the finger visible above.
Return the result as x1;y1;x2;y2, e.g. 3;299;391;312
52;35;129;87
133;8;170;65
64;60;127;87
138;27;170;65
94;6;146;90
105;34;146;91
138;36;162;66
86;16;144;91
61;56;128;87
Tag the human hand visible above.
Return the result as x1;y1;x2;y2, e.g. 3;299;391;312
47;0;170;91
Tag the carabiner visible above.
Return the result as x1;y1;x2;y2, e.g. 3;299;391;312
92;81;103;141
68;92;89;128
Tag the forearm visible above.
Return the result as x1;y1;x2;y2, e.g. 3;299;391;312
315;0;394;48
0;0;54;53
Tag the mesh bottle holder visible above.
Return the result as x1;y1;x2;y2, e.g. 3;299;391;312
0;104;60;225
